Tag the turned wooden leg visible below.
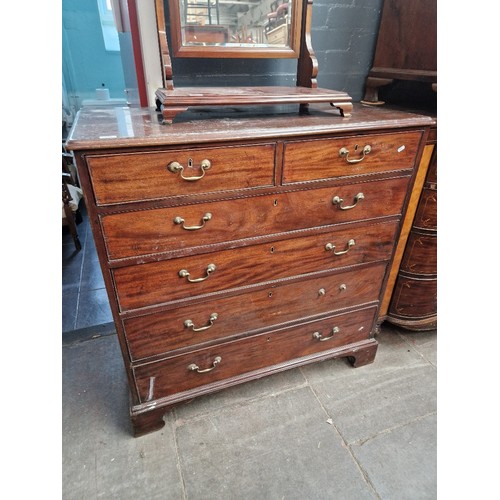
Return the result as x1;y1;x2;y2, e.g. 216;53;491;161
346;341;378;368
130;407;167;437
361;77;394;105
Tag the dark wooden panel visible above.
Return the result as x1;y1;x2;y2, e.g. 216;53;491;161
399;232;436;276
389;277;437;319
133;306;377;402
102;176;410;260
372;0;436;72
87;143;276;205
413;187;437;231
283;131;422;183
124;263;386;360
114;221;398;311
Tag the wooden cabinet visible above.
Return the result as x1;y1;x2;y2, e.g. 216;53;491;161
66;104;432;436
386;128;437;330
362;0;437;105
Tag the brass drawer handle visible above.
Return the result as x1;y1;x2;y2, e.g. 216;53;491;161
325;239;355;256
339;145;371;164
188;356;222;373
179;263;216;283
184;313;218;332
167;158;211;181
313;326;340;342
174;212;212;230
332;192;365;210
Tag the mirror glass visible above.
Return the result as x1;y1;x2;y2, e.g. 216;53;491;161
169;0;302;58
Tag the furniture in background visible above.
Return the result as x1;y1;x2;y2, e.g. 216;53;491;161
365;0;437;331
361;0;436;106
66;104;433;436
62;154;83;251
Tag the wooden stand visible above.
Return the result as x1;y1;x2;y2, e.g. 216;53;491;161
155;86;353;124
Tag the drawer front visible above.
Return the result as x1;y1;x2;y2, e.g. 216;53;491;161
282;131;422;184
413;188;437;231
400;232;437;275
87;143;276;205
114;221;398;311
102;176;409;260
124;263;386;360
389;277;437;319
133;306;377;402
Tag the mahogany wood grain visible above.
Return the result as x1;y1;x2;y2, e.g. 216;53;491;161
388;277;437;321
113;221;398;311
412;187;437;231
87;143;276;205
133;306;377;402
399;231;436;276
283;131;422;183
123;263;386;361
101;176;409;261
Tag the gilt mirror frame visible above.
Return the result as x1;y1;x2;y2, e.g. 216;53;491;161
167;0;304;59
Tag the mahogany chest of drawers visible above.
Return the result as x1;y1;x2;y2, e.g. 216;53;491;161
66;103;432;436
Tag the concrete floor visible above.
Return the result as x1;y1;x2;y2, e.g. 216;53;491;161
62;322;437;499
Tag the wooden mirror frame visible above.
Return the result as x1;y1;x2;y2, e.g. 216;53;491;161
168;0;303;59
154;0;353;124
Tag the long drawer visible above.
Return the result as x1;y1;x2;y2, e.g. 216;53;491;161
282;131;422;184
133;305;377;403
102;176;410;261
87;143;276;205
114;220;399;311
124;263;386;361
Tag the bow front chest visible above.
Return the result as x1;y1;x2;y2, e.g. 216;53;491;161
66;104;432;436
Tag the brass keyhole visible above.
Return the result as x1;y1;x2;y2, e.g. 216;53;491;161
273;199;278;207
270;246;275;253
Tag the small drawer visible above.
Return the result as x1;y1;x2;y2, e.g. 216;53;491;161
413;188;437;231
389;277;437;320
113;220;398;311
124;263;386;361
87;143;276;205
102;176;409;261
400;232;437;276
133;306;377;403
282;131;422;184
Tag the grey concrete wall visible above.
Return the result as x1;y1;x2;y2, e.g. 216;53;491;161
165;0;383;101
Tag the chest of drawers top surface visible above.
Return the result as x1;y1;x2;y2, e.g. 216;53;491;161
65;103;433;152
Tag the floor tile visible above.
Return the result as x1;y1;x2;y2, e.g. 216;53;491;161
350;413;437;500
63;336;184;500
173;367;307;421
62;289;79;332
174;386;377;500
75;288;113;330
301;329;437;444
80;248;105;291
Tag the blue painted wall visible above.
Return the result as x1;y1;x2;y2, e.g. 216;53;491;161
62;0;125;108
